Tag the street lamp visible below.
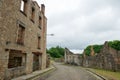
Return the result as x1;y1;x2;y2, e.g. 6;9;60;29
47;34;54;36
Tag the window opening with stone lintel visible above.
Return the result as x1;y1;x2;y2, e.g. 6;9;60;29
8;50;26;68
38;37;41;49
20;0;27;16
31;7;35;23
38;16;42;29
17;24;25;45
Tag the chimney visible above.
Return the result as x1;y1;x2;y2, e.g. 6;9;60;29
41;4;45;15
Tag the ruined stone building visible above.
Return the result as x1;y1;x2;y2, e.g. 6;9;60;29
83;41;120;71
64;42;120;71
0;0;47;79
64;48;82;65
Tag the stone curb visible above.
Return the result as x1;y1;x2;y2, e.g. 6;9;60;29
11;66;55;80
86;68;108;80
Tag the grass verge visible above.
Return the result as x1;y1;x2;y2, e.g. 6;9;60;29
88;68;120;80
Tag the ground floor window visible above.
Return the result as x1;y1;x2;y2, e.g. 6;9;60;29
8;50;26;68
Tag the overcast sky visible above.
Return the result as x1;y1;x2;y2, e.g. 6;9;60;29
37;0;120;53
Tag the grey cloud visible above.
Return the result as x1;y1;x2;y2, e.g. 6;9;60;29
37;0;120;52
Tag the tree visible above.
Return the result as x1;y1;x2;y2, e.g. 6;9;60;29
108;40;120;50
93;45;103;53
47;46;65;58
84;45;91;56
84;45;103;56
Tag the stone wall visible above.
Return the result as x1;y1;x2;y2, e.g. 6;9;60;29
0;0;47;79
83;42;120;71
46;54;51;68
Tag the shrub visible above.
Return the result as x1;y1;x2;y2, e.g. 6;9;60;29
108;40;120;50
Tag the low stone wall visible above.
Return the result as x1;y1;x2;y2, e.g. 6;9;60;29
4;66;26;80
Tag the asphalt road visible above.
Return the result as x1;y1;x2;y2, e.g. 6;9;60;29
38;63;102;80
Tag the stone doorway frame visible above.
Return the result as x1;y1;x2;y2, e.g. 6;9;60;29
32;52;42;71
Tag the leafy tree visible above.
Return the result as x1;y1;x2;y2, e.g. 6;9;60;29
84;40;120;56
108;40;120;50
84;45;103;56
84;45;91;56
56;46;64;56
93;45;103;53
47;46;65;58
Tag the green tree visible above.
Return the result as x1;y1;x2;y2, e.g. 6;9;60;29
84;45;103;56
93;45;103;53
47;46;65;58
84;45;91;56
108;40;120;50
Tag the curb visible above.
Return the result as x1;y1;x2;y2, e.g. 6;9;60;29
11;66;55;80
86;68;108;80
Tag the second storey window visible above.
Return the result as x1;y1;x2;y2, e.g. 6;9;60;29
38;37;41;49
17;25;25;45
20;0;27;15
39;16;42;25
39;16;42;29
31;7;35;22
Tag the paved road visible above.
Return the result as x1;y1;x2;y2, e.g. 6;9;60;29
38;63;102;80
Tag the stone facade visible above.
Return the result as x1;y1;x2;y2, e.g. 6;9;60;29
64;48;82;65
83;41;120;71
0;0;47;79
46;54;51;68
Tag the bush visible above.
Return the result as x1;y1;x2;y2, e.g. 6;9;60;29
93;45;103;53
84;45;103;56
47;46;65;58
108;40;120;50
84;46;91;56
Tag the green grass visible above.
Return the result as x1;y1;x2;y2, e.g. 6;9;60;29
89;68;120;80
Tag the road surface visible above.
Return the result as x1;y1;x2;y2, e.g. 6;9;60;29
38;63;102;80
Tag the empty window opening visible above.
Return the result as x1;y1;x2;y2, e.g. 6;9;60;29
17;25;25;45
31;7;35;22
20;0;27;15
39;16;42;28
38;37;41;49
8;50;26;68
20;0;24;11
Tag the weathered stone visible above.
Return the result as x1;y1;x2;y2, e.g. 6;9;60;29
64;48;82;66
83;41;120;71
0;0;47;79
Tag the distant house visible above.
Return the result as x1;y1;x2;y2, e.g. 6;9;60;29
64;48;82;66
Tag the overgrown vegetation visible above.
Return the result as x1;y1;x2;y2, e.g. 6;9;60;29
84;45;103;56
84;45;91;56
84;40;120;56
47;46;65;58
93;45;103;53
108;40;120;50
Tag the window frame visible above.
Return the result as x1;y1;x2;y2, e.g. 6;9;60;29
20;0;28;16
17;24;25;45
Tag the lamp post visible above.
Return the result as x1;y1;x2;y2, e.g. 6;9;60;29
47;34;54;36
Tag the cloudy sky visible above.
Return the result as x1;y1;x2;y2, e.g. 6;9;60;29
37;0;120;53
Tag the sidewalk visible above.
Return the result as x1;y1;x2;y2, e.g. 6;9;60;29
12;66;55;80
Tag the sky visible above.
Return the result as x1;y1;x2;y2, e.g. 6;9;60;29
37;0;120;53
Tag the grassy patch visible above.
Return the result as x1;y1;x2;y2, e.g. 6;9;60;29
89;68;120;80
